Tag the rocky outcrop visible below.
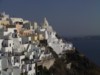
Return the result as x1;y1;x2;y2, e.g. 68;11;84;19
38;48;100;75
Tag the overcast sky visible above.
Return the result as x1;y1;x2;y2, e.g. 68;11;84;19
0;0;100;37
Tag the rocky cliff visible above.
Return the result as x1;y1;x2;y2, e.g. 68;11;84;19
37;46;100;75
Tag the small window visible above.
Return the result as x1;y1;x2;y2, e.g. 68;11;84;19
29;66;32;70
9;43;11;47
14;30;17;33
20;41;21;44
29;41;31;44
16;59;19;62
15;34;17;38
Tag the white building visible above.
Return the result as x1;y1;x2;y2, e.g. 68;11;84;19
0;57;8;71
11;18;23;24
4;28;16;36
0;13;74;75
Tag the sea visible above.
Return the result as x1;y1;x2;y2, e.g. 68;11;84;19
68;38;100;66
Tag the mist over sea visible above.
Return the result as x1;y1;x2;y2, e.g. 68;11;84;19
69;38;100;66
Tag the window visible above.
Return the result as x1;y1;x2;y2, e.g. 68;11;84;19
29;41;31;44
19;22;23;25
2;41;8;47
20;41;21;44
29;66;32;70
15;34;17;38
9;43;11;47
14;29;17;33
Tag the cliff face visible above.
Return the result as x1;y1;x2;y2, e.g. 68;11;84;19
39;48;100;75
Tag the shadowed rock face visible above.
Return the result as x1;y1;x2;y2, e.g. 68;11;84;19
39;47;100;75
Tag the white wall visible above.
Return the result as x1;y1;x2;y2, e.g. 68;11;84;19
28;37;31;41
11;56;14;66
4;47;12;52
19;55;25;65
8;40;14;47
28;64;35;75
0;59;2;71
4;28;16;36
12;68;21;75
0;57;8;70
0;39;3;50
11;18;23;24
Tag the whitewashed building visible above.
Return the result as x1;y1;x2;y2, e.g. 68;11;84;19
0;13;74;75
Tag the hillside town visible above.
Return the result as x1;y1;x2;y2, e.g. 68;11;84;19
0;12;74;75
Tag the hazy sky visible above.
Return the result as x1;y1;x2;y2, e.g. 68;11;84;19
0;0;100;37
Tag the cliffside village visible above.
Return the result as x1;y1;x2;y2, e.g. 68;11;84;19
0;12;74;75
